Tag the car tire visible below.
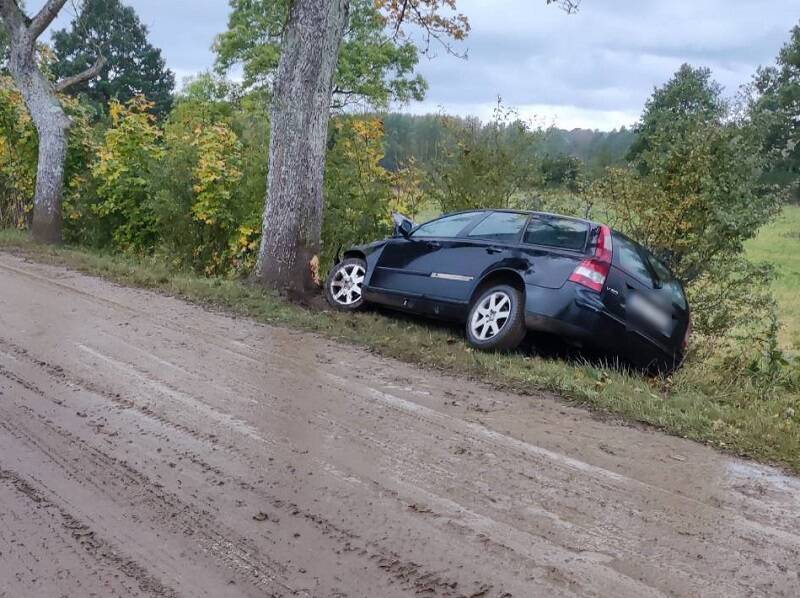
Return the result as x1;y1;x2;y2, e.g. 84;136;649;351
466;284;526;351
325;257;368;311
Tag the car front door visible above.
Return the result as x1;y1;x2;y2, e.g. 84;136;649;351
369;211;487;302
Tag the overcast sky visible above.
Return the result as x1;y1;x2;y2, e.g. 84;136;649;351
39;0;799;131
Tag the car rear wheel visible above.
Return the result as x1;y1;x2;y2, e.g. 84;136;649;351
466;285;526;351
325;257;367;311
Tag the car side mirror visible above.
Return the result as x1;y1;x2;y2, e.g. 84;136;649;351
392;212;414;238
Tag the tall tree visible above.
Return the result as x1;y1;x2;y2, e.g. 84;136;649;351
252;0;351;293
750;23;800;201
52;0;175;117
253;0;579;296
0;0;104;243
627;64;726;167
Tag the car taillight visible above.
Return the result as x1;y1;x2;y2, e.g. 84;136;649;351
569;225;613;293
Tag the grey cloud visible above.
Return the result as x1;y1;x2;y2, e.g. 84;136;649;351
29;0;800;129
410;0;798;125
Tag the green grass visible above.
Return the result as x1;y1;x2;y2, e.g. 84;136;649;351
2;228;799;473
746;205;800;353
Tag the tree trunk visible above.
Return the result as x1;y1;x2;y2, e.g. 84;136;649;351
253;0;349;296
4;18;71;244
30;119;69;243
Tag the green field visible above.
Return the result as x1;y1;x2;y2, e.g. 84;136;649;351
746;205;800;352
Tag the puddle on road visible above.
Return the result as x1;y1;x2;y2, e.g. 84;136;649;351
726;460;800;504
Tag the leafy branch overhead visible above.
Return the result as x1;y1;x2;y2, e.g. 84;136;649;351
215;0;429;109
378;0;580;56
376;0;470;56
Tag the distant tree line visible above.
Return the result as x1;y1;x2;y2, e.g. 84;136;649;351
379;111;636;181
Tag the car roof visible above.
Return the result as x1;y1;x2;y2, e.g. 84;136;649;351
444;208;596;227
431;209;676;276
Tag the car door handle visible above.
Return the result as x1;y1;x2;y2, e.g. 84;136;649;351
486;246;503;254
425;241;442;249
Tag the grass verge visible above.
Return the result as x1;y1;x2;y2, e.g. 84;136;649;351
2;228;798;473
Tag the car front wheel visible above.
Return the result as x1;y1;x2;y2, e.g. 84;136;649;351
466;285;526;351
325;257;367;311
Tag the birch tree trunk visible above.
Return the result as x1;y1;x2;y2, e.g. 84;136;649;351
253;0;349;296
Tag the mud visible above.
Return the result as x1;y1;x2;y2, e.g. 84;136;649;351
0;252;798;597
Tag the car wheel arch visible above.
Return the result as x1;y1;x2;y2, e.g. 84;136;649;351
342;249;367;263
469;269;526;306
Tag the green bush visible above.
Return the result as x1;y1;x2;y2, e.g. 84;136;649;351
90;97;164;253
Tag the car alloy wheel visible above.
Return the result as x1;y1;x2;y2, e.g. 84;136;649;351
470;291;512;340
466;284;526;352
329;262;365;306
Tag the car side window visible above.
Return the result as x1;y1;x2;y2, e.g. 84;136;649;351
613;234;654;286
467;212;528;243
523;217;588;250
412;212;484;238
645;252;688;309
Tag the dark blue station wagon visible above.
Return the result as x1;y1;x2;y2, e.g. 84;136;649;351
325;210;691;371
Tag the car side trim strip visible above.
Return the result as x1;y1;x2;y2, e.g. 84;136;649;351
431;273;474;282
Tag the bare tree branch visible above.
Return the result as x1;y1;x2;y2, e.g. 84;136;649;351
393;0;408;36
29;0;69;40
547;0;582;14
55;54;105;92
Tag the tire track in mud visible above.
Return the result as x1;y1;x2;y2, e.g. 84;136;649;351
0;337;513;597
0;468;177;598
0;332;785;598
2;253;800;597
0;406;296;596
0;335;688;596
0;323;793;597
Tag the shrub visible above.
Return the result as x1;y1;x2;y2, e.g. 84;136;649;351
90;97;164;252
0;76;37;229
150;76;263;276
322;116;424;270
426;103;544;213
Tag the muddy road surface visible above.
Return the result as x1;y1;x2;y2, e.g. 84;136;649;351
0;253;798;598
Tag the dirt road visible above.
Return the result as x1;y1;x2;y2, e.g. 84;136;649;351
0;252;798;598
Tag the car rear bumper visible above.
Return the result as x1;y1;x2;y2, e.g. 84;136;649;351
523;282;622;343
524;282;679;368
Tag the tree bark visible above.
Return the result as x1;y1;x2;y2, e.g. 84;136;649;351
253;0;350;296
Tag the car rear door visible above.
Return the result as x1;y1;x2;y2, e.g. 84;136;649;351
449;211;532;297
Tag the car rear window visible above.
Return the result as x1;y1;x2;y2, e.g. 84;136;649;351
523;217;588;250
644;252;688;310
467;212;529;243
613;233;653;285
